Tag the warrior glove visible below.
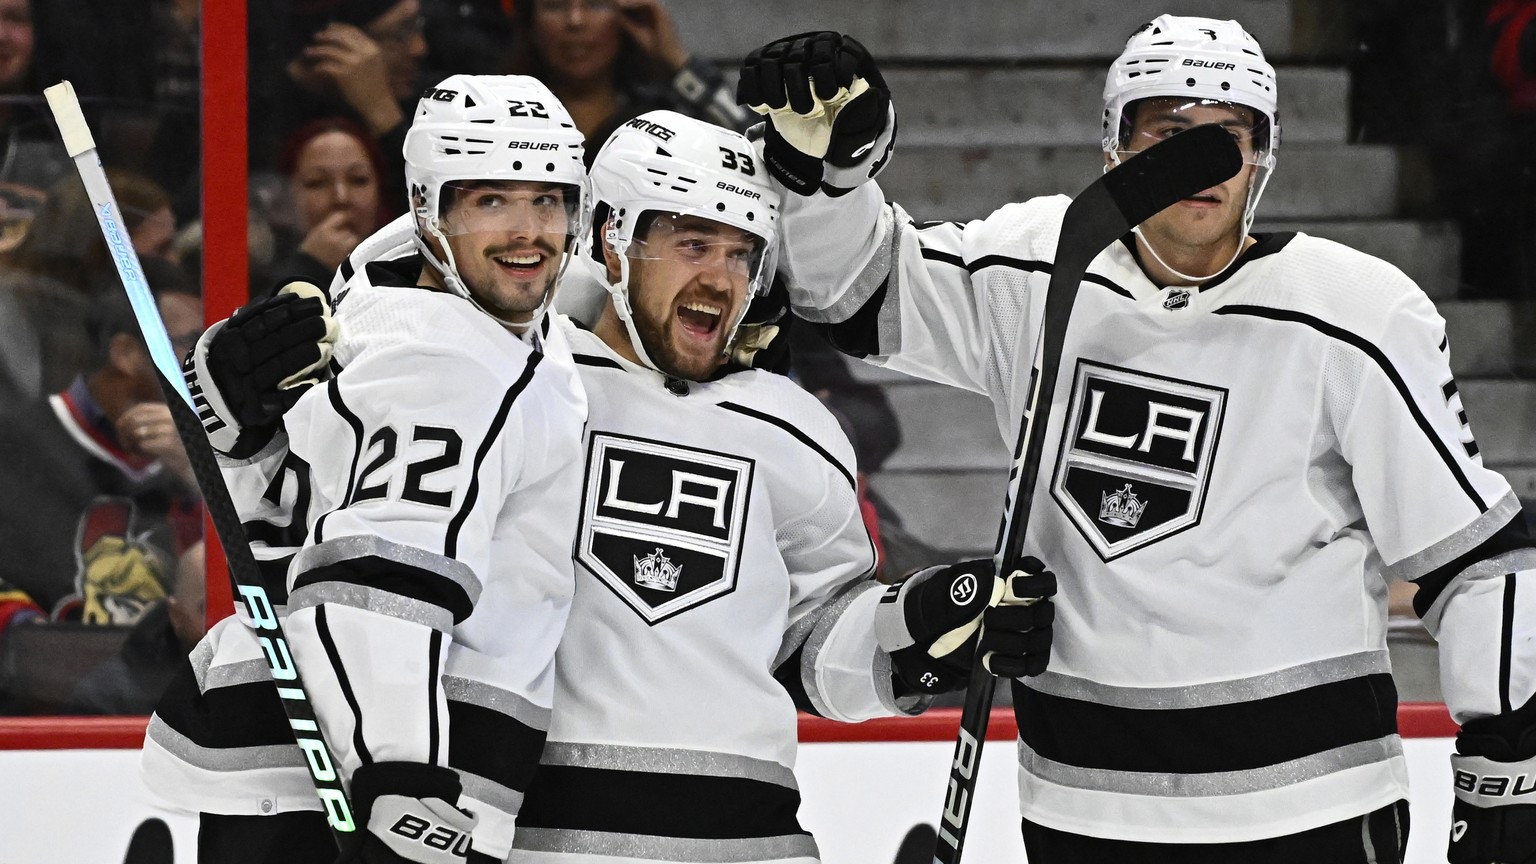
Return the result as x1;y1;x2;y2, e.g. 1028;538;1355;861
876;557;1056;696
185;280;337;459
337;762;479;864
737;31;895;196
1449;696;1536;863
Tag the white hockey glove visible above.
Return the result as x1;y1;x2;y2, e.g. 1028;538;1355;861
184;280;337;459
737;31;896;197
1448;697;1536;863
876;557;1056;696
339;762;479;864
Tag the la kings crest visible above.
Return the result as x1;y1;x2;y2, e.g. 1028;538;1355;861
577;433;754;624
1051;360;1227;560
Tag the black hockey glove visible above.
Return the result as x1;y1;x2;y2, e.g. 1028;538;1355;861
737;31;895;196
337;762;479;864
1449;696;1536;863
875;557;1056;696
727;274;794;375
185;280;336;459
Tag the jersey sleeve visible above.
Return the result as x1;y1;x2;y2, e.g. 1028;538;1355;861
777;183;1032;399
763;391;905;723
1334;287;1536;723
277;340;548;778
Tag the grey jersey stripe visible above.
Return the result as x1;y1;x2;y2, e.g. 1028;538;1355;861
512;827;819;862
459;769;525;816
1384;489;1522;582
798;580;885;718
540;742;797;789
293;534;483;608
1422;548;1536;631
443;676;552;731
790;204;897;326
146;715;305;772
1023;651;1392;710
205;658;281;691
1018;735;1404;797
289;581;455;633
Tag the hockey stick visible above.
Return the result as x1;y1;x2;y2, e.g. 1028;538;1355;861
44;81;356;845
932;124;1243;864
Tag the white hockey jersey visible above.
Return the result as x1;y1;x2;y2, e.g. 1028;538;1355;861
777;185;1536;843
508;317;894;864
141;231;588;859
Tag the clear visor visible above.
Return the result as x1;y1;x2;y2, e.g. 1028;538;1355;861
437;179;583;240
626;211;775;297
1114;98;1270;166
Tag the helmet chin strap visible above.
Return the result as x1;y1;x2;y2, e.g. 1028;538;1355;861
606;248;667;374
417;217;557;335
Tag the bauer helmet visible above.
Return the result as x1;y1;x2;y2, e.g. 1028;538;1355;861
403;74;591;329
588;110;780;373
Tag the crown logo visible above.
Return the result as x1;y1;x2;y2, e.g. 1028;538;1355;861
634;547;682;592
1099;484;1146;528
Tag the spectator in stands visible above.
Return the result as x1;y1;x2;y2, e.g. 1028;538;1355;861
0;170;177;404
504;0;749;162
0;0;69;194
268;116;389;287
250;0;424;209
71;539;206;715
0;255;202;624
421;0;512;79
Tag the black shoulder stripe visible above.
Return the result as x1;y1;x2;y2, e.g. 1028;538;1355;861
1215;304;1487;511
446;352;543;558
717;401;855;490
1411;509;1531;614
574;354;624;370
314;604;372;766
314;377;367;543
918;250;1135;300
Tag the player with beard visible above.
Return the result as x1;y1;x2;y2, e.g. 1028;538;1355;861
142;74;590;864
737;18;1536;864
180;109;1058;863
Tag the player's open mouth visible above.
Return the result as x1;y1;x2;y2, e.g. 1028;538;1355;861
1181;192;1220;206
676;301;723;339
493;252;545;277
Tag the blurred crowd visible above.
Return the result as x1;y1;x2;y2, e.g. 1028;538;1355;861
0;0;1532;715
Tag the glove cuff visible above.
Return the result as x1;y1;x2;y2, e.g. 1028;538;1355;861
185;319;263;459
760;121;826;196
873;566;942;653
1451;751;1536;807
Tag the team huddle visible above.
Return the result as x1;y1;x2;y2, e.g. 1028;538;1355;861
141;15;1536;864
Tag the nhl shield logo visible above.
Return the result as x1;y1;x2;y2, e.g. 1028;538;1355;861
1051;360;1226;560
577;433;753;624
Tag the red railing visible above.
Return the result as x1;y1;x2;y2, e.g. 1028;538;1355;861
0;703;1459;751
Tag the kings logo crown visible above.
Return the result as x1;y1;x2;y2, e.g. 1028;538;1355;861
1099;484;1146;528
634;547;682;592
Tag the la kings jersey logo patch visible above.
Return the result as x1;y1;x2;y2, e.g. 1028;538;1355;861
577;433;753;624
1051;360;1226;560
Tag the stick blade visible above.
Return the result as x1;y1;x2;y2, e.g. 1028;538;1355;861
1097;122;1245;229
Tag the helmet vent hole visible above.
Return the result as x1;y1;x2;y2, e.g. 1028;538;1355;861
656;147;672;157
746;212;755;221
715;202;725;211
444;149;461;155
546;162;555;171
678;176;697;184
1221;81;1231;91
513;161;523;170
464;95;476;107
670;186;689;193
1186;78;1196;87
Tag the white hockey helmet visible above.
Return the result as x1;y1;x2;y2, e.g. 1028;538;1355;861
588;110;780;373
403;74;591;329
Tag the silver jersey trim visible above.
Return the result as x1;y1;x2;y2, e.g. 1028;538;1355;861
443;675;552;731
1384;489;1522;582
1023;651;1392;710
1423;548;1536;631
145;715;306;772
1019;734;1405;797
288;581;455;633
540;742;797;790
790;205;896;326
800;580;883;719
512;827;819;862
293;534;483;607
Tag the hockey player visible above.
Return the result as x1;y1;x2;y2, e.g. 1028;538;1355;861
141;75;591;864
737;19;1536;864
184;109;1058;863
